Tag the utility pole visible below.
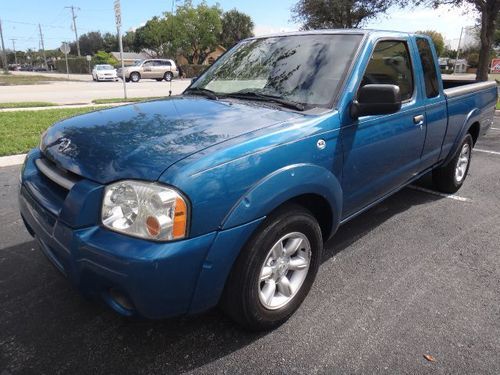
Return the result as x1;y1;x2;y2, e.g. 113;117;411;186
453;27;464;75
0;19;8;73
10;38;17;65
38;24;48;69
66;6;81;56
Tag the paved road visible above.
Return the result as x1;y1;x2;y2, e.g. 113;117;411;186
0;78;191;105
1;119;499;374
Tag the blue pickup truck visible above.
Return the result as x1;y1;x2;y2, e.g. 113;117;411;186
19;30;497;330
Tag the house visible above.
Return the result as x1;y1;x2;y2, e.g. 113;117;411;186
176;45;226;66
110;52;149;66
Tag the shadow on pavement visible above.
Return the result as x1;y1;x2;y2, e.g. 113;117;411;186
0;184;442;374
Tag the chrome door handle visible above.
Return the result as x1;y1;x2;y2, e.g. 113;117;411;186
413;115;424;126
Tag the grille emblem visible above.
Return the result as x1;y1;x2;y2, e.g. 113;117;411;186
57;138;71;152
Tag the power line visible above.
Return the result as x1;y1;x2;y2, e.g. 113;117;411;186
65;6;81;56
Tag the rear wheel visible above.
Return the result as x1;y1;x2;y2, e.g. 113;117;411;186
220;204;323;330
130;72;141;83
432;134;473;193
164;72;173;82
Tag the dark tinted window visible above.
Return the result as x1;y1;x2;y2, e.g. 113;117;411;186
416;38;439;98
361;40;414;101
156;60;171;66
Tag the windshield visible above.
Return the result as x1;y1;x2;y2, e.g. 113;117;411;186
97;65;114;70
191;34;363;109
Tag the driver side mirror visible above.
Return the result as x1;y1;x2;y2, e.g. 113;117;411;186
350;84;402;120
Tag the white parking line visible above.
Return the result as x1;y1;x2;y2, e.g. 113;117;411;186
408;185;472;202
475;148;500;156
490;127;500;130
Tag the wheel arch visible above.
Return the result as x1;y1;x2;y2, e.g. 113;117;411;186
221;163;342;240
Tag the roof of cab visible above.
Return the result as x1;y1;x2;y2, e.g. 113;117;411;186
246;29;414;41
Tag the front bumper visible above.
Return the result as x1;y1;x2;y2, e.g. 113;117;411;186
19;150;264;318
20;184;217;318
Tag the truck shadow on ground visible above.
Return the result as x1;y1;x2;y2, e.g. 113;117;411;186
0;180;442;374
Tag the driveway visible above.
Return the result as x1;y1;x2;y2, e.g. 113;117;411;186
1;119;499;374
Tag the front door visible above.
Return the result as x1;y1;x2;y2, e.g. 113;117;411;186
341;39;426;218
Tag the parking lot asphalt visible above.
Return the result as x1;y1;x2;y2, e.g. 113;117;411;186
1;118;499;374
0;79;191;105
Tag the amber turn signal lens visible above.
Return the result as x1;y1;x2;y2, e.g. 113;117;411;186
173;197;187;239
146;216;161;237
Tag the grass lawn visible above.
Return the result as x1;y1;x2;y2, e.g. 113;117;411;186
0;107;107;156
497;101;500;110
0;102;57;109
92;96;163;104
0;74;71;86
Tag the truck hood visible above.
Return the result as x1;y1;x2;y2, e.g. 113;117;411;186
41;97;302;184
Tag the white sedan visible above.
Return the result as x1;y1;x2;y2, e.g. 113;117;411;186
92;64;118;82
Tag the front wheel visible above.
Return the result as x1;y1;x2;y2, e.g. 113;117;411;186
220;204;323;330
432;134;473;193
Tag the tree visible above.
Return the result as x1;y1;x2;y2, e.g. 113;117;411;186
102;32;118;53
164;1;223;64
292;0;394;29
416;30;445;56
220;9;254;49
92;51;119;66
412;0;500;81
133;16;169;57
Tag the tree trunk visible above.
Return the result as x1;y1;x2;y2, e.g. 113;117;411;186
476;0;500;81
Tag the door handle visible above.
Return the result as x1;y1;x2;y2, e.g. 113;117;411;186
413;115;424;126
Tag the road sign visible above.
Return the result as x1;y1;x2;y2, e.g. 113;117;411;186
60;42;70;55
114;0;122;28
86;55;91;62
491;58;500;74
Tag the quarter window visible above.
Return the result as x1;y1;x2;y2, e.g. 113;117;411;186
416;38;439;98
361;40;414;101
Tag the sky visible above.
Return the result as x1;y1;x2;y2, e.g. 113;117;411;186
0;0;478;52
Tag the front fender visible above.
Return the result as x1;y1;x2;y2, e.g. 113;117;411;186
221;163;343;235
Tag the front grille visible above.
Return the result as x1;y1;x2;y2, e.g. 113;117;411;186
35;157;81;191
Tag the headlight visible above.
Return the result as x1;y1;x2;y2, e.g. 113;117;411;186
102;180;188;241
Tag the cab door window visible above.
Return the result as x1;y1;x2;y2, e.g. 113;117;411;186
361;40;414;101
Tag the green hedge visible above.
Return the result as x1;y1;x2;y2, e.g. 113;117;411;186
55;57;91;74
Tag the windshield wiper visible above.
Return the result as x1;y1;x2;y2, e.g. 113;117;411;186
184;87;219;100
223;91;305;111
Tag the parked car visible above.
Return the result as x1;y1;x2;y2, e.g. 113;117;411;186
19;30;497;330
92;64;118;82
117;59;179;82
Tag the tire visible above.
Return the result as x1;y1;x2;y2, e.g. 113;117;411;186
220;203;323;331
155;78;163;82
130;72;141;83
164;71;173;82
125;78;130;83
432;134;473;194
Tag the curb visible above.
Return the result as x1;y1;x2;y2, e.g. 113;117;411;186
0;154;26;168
